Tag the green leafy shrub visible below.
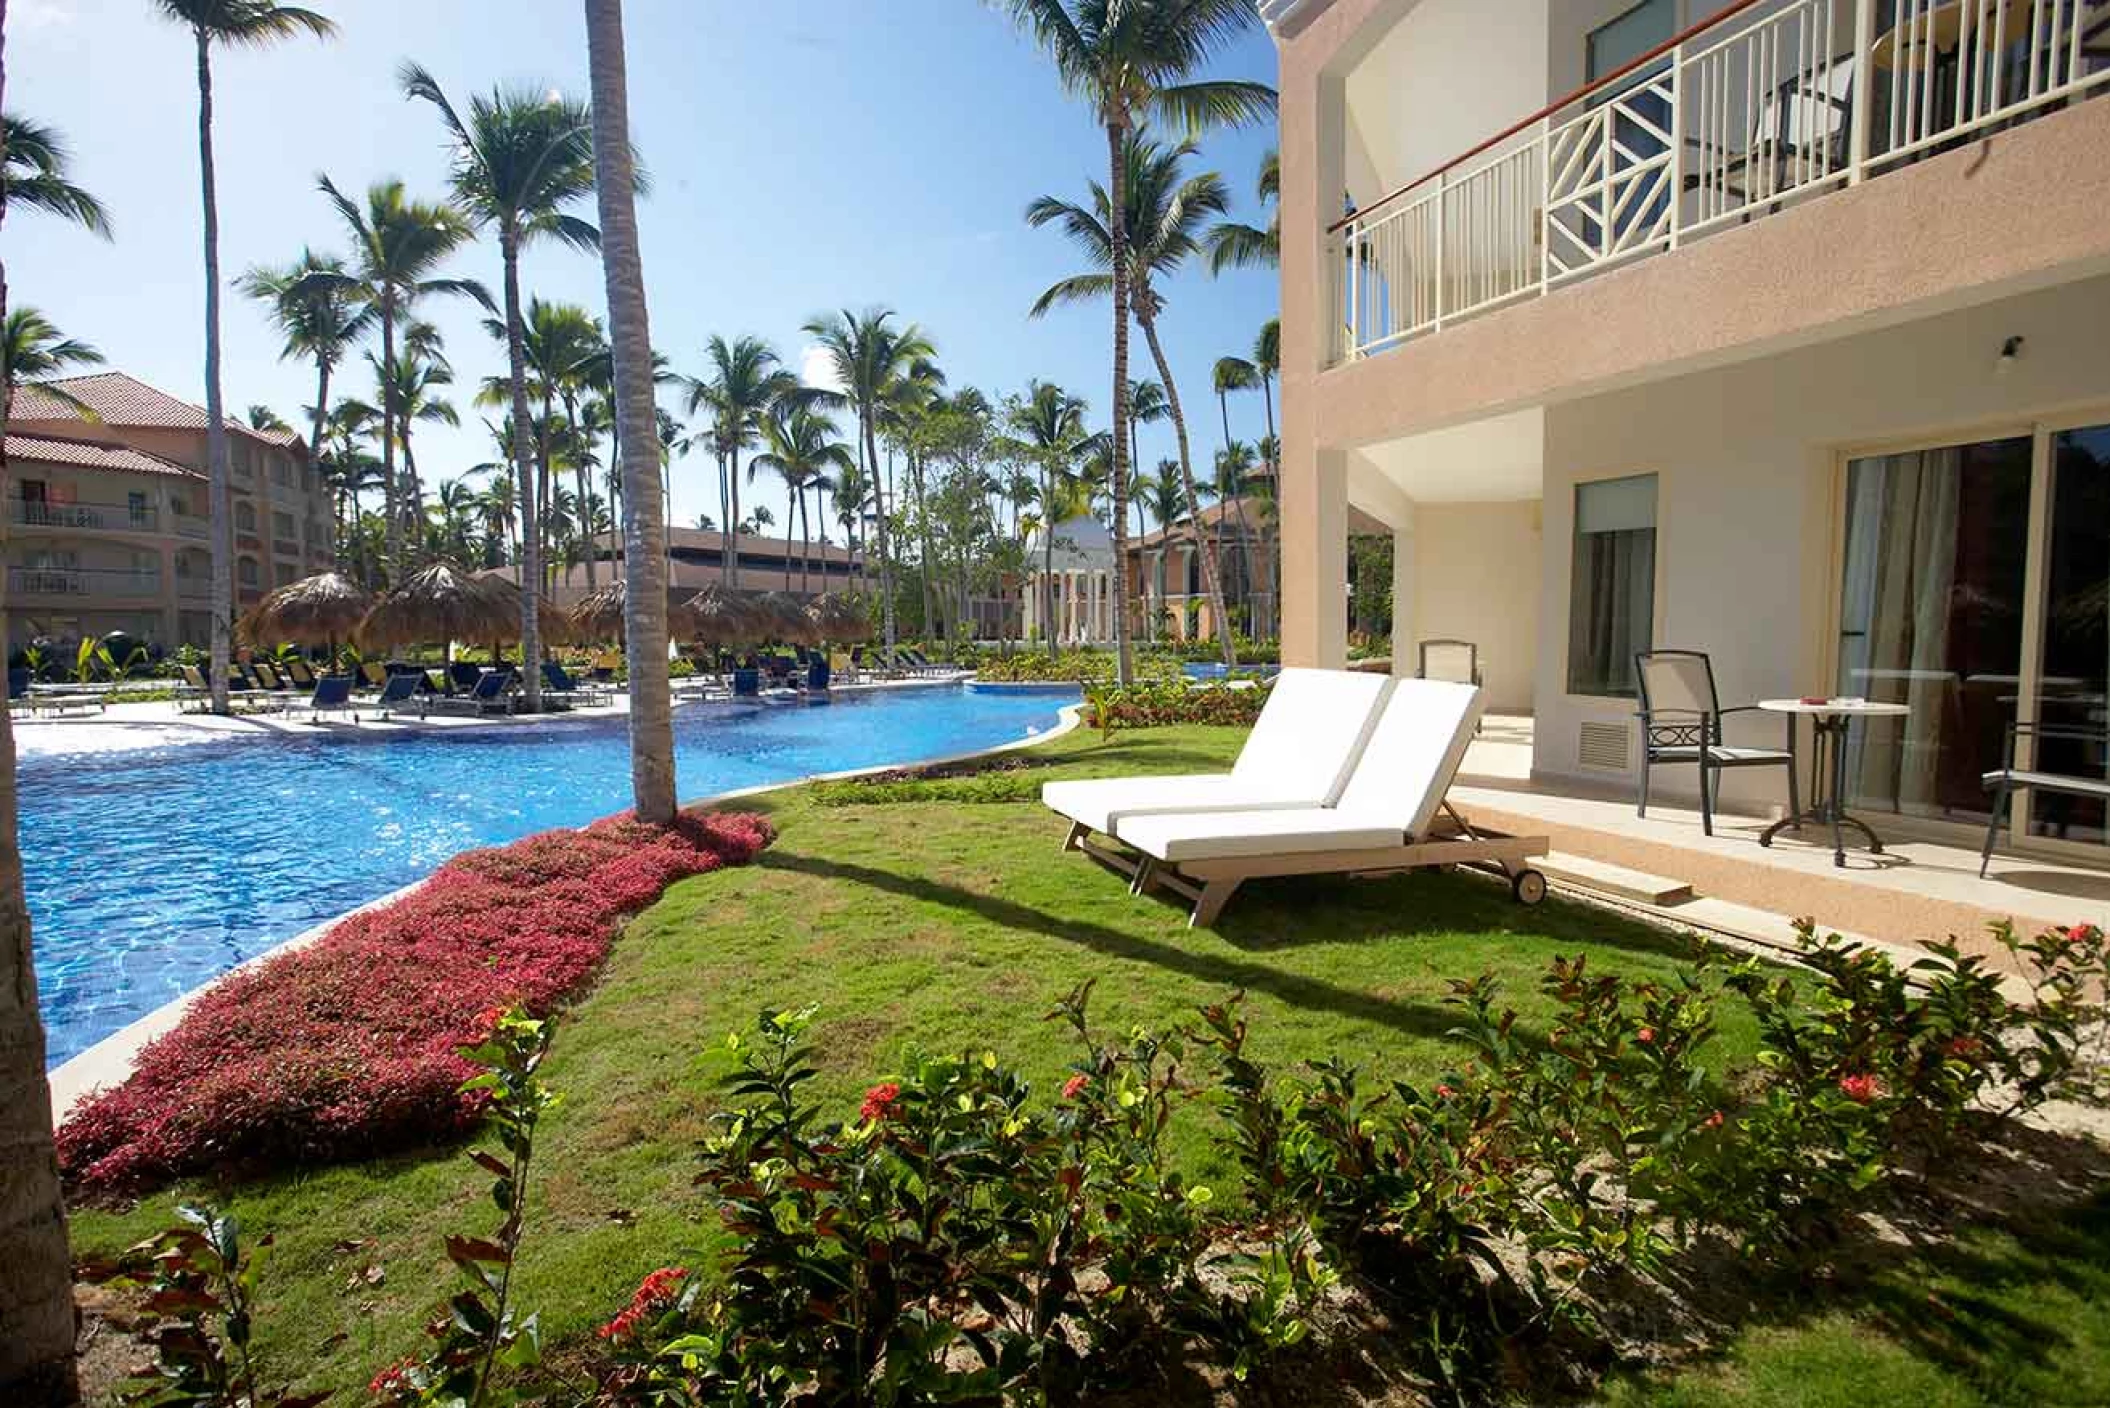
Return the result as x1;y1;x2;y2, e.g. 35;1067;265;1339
1082;681;1268;732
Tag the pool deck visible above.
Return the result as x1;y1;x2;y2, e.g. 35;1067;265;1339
10;672;976;759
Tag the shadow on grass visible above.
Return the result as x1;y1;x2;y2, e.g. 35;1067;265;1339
761;848;1482;1046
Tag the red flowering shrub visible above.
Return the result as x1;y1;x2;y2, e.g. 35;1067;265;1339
57;808;775;1193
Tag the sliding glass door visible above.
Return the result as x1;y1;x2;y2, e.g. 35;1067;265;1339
2029;425;2110;847
1836;420;2109;857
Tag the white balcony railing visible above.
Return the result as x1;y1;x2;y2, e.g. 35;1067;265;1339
8;566;161;598
11;500;160;533
1331;0;2110;365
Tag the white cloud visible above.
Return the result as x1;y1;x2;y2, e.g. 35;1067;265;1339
15;0;76;27
799;345;845;395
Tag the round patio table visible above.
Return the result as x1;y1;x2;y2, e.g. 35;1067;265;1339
1756;699;1911;868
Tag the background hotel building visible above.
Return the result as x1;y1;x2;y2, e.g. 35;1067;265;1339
7;372;333;651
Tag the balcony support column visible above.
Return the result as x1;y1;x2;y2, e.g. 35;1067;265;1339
1279;445;1348;670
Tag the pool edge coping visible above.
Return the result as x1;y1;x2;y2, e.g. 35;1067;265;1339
45;699;1084;1126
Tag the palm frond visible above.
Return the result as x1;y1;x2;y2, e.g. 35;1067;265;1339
1148;78;1277;135
1029;274;1115;319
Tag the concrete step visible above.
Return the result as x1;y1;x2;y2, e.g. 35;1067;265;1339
1539;851;1694;906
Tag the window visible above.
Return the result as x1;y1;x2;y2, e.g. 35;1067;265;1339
1586;0;1675;87
235;501;257;532
273;461;293;487
1568;473;1657;697
273;511;295;539
238;556;260;587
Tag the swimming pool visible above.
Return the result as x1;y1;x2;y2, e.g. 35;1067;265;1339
23;683;1077;1067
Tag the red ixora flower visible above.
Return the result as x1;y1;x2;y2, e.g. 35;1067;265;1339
1062;1073;1089;1101
1636;1027;1656;1045
860;1082;903;1123
368;1356;417;1397
2065;923;2099;946
1434;1083;1456;1099
473;1006;508;1037
1838;1073;1883;1105
597;1267;688;1342
1702;1110;1725;1130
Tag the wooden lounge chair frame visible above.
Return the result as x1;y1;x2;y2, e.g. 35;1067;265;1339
1063;801;1547;927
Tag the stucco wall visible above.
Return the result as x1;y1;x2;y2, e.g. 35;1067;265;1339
1341;0;1550;205
1413;500;1542;712
1533;273;2110;809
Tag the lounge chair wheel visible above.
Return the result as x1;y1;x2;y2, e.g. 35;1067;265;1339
1510;868;1547;906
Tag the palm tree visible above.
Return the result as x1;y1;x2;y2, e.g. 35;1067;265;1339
1000;0;1273;684
2;112;113;238
683;334;795;590
157;0;336;717
1127;377;1167;539
3;308;104;404
373;342;458;551
1213;437;1259;625
403;62;608;714
801;309;936;656
237;248;372;464
1026;130;1237;666
309;177;484;584
752;402;855;593
1143;456;1186;531
1206;147;1279;274
1007;380;1089;657
584;0;675;823
490;300;608;590
473;465;519;567
833;460;875;588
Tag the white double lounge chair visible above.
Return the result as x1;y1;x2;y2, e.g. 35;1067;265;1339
1043;668;1549;927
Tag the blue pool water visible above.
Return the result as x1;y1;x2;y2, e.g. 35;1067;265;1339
1182;662;1281;681
23;683;1076;1067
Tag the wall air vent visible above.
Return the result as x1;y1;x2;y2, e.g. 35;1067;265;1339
1577;720;1631;772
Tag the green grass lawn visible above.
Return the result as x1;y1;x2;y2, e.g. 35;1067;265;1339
64;722;2109;1401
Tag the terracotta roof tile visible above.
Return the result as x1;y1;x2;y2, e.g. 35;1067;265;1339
12;371;303;451
5;432;204;480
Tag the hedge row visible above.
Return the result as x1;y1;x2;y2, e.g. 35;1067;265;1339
58;809;775;1192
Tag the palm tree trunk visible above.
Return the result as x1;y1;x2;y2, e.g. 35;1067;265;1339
1138;311;1233;668
782;487;794;591
310;358;331;464
1104;121;1135;686
379;305;403;584
586;0;674;822
1041;462;1057;659
0;30;85;1392
195;29;234;716
799;487;812;595
500;234;543;710
872;420;896;654
728;446;742;586
715;449;730;581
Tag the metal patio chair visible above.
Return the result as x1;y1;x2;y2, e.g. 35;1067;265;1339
1634;649;1798;836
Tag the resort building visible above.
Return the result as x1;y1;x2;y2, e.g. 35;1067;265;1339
1024;494;1308;646
512;525;867;606
1265;0;2110;868
7;372;332;650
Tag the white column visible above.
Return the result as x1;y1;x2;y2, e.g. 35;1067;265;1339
1391;527;1416;679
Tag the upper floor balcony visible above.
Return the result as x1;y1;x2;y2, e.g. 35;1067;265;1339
1327;0;2110;367
10;498;160;535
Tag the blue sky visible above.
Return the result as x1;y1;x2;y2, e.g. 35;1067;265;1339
5;0;1282;536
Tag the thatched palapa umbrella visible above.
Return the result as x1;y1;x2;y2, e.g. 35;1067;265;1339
807;592;873;644
476;573;572;652
238;571;372;660
357;562;515;653
681;583;762;652
569;579;703;645
754;591;821;646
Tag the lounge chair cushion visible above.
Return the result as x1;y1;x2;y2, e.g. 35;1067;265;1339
1041;775;1321;835
1040;668;1390;831
1332;679;1485;836
1115;807;1405;863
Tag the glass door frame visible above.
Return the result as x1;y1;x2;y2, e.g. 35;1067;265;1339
1824;401;2110;866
